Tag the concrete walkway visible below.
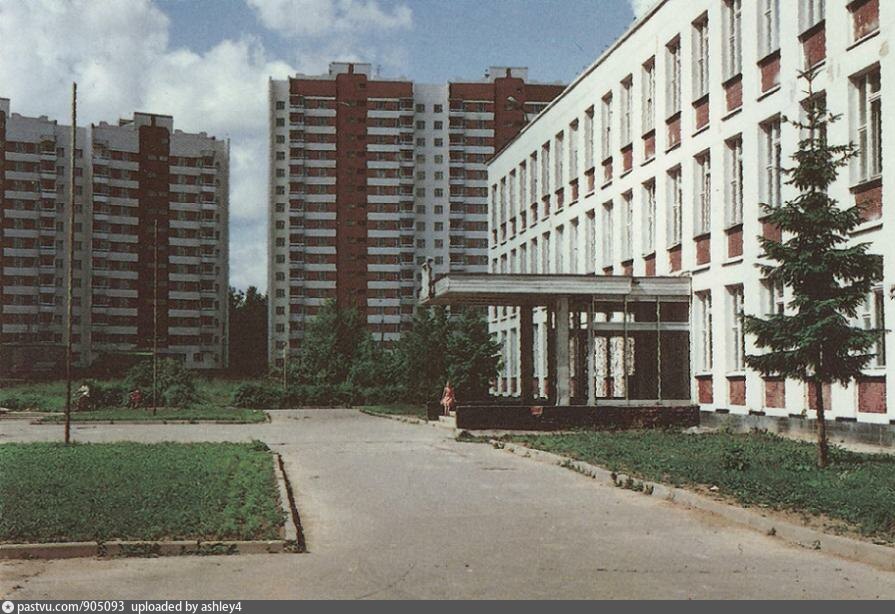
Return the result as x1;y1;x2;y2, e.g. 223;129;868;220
1;409;894;599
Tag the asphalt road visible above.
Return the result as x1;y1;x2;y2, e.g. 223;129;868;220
2;409;894;599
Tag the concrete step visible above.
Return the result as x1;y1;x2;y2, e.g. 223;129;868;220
437;415;457;429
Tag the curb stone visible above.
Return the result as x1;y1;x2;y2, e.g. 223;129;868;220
496;441;895;572
0;452;305;560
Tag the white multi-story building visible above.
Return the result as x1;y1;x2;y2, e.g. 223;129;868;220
489;0;893;423
0;101;229;375
267;62;564;365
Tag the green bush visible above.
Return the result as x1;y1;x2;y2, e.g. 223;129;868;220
125;359;198;408
79;380;127;409
232;382;285;409
0;393;45;411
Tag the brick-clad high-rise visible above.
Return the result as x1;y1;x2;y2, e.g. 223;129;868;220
0;101;229;375
268;63;564;366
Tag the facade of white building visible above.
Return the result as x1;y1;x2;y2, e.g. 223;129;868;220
489;0;893;423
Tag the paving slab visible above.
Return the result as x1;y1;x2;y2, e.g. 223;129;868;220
2;409;894;599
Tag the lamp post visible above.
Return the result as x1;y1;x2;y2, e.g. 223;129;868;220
64;82;77;445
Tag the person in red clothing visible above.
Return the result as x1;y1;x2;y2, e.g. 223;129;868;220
441;381;456;416
129;389;142;409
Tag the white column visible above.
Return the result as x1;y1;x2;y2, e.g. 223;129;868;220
555;297;571;405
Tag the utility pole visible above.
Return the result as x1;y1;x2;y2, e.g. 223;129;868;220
64;82;77;445
152;219;158;415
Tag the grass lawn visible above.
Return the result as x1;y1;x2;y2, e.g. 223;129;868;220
504;430;895;541
359;404;426;419
39;406;267;423
0;442;284;543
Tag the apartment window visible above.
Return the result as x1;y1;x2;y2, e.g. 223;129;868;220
760;118;782;207
692;16;710;99
642;60;656;132
726;136;744;226
519;164;527;207
584;107;595;169
861;287;887;367
694;152;711;235
759;0;780;57
416;120;425;130
853;67;882;183
620;76;633;146
622;191;634;261
569;121;579;180
433;104;443;113
416;103;425;113
696;291;713;372
666;38;682;116
800;0;825;31
728;286;745;372
530;152;539;199
724;0;743;79
601;94;613;159
601;201;614;266
667;167;683;245
541;232;551;273
643;181;656;254
541;143;551;196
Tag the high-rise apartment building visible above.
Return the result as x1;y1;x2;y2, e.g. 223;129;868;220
0;100;229;375
267;62;564;365
489;0;893;424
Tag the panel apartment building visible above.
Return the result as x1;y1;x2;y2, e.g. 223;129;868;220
488;0;894;424
0;99;229;375
267;62;564;365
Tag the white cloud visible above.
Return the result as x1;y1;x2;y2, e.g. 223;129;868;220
246;0;412;37
628;0;656;19
0;0;413;292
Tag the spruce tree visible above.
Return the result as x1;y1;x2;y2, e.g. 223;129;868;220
744;71;883;468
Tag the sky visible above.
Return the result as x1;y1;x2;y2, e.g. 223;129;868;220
0;0;648;292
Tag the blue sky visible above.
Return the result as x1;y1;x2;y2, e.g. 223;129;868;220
0;0;643;291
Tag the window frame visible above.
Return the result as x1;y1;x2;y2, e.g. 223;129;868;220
694;152;712;236
726;135;744;227
760;117;782;208
724;0;743;79
852;67;882;184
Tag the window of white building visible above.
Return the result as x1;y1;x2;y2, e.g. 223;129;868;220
620;76;633;146
570;218;580;274
861;286;887;368
642;59;655;133
667;167;683;246
530;152;538;201
759;0;780;58
694;152;711;236
692;15;710;100
569;120;579;182
555;131;565;188
555;225;565;273
601;93;613;160
696;291;713;372
643;181;656;254
728;285;745;372
761;278;785;316
853;67;882;184
584;107;595;169
760;118;782;208
726;136;744;226
601;201;614;267
622;191;634;261
724;0;743;79
541;143;551;196
519;163;527;209
666;37;682;116
799;0;825;32
541;231;551;273
530;238;538;273
585;210;596;273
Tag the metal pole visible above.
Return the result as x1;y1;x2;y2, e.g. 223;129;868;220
152;219;158;415
64;82;76;445
282;343;287;393
587;296;596;405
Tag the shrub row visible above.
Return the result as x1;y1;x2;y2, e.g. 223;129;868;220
232;382;404;409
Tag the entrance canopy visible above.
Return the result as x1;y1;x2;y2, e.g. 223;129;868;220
420;271;691;306
419;266;693;408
